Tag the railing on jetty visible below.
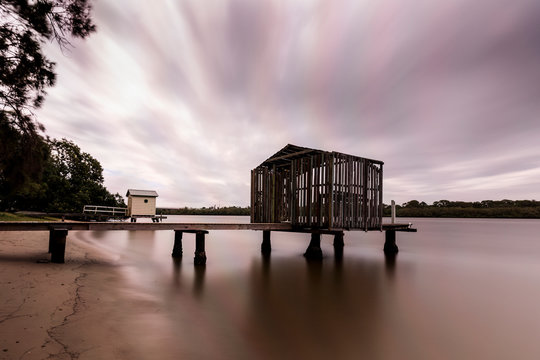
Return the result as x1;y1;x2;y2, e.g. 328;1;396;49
82;205;127;216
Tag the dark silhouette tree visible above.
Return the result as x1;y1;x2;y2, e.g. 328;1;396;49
0;1;95;208
1;137;125;211
0;111;49;209
0;0;95;134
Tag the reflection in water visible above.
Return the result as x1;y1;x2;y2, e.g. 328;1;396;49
79;217;540;359
193;265;205;297
172;257;181;288
334;243;344;263
246;256;385;359
170;256;206;297
261;254;271;284
89;230;108;239
384;253;397;278
305;257;323;285
127;230;156;242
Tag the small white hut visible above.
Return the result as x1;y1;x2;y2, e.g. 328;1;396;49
126;189;158;217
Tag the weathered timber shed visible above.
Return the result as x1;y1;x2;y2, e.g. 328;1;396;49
126;189;158;217
251;144;383;230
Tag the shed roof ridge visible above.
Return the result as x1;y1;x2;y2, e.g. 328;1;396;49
126;189;159;197
257;144;383;167
264;144;320;162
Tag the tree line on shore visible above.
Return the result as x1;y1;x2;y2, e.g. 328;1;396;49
0;135;125;213
159;206;250;216
159;199;540;218
384;199;540;218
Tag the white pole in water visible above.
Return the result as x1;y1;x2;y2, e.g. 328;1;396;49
391;200;396;224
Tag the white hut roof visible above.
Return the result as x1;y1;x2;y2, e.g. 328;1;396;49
126;189;159;197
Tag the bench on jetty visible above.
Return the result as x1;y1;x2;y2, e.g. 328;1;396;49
0;221;416;264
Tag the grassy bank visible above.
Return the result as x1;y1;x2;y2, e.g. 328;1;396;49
0;212;61;222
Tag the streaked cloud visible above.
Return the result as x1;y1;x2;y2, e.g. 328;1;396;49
37;0;540;206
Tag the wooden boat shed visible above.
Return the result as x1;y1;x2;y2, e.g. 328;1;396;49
251;144;384;230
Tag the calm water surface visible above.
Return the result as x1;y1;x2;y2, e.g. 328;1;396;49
76;216;540;359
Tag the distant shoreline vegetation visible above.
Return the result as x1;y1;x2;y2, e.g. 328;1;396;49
158;200;540;218
158;206;250;216
384;200;540;218
4;200;540;220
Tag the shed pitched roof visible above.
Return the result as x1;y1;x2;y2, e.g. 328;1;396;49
260;144;325;167
258;144;384;168
126;189;159;197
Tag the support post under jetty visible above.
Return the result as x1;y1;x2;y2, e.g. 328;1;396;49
50;228;68;263
0;221;416;265
384;230;398;254
194;231;208;266
333;232;344;260
172;230;183;258
261;230;271;255
304;233;323;260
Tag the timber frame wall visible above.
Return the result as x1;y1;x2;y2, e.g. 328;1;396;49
251;145;383;230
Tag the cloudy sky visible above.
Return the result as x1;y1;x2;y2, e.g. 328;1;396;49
37;0;540;207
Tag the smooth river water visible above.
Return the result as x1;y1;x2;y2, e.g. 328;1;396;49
76;216;540;359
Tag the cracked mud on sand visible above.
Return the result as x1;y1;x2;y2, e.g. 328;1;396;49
0;231;152;360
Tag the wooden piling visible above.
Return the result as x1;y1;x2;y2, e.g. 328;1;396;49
261;230;271;255
194;231;207;265
384;230;398;254
50;229;68;263
48;230;53;253
172;231;183;257
333;232;344;261
333;232;344;247
304;233;323;260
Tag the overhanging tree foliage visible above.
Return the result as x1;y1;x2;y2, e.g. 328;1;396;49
0;0;95;134
0;1;108;212
0;111;49;206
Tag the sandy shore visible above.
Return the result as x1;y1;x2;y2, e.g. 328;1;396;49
0;231;151;360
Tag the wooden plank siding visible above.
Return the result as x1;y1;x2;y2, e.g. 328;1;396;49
250;145;383;230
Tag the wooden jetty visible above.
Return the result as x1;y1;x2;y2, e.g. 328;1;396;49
0;145;417;264
0;221;415;264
